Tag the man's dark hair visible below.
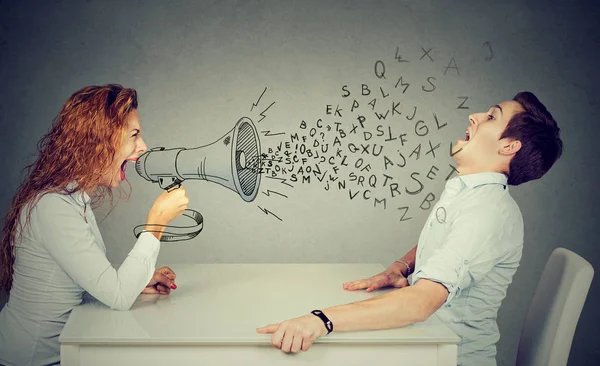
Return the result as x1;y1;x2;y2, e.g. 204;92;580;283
501;91;563;185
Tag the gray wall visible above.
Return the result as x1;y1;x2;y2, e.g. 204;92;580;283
1;1;599;365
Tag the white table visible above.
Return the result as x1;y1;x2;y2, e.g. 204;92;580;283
59;264;459;366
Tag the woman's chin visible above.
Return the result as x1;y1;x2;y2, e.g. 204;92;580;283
108;176;122;189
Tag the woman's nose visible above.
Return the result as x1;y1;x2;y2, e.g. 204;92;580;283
138;138;148;154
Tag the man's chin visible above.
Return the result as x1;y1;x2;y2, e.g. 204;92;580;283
451;140;467;157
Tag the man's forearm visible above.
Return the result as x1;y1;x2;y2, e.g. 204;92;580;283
395;245;418;276
322;279;446;332
401;245;417;269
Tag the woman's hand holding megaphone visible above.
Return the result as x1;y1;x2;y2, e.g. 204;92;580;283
144;186;189;241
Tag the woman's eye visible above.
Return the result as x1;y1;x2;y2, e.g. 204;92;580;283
487;114;495;120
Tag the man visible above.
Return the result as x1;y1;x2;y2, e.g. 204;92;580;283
257;91;563;366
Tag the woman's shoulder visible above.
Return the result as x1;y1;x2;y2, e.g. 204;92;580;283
29;190;87;217
16;190;87;242
34;190;75;206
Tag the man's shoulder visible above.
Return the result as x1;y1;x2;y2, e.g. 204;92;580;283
460;185;521;218
452;188;524;245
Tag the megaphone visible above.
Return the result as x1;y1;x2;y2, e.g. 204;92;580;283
133;117;261;242
135;116;262;201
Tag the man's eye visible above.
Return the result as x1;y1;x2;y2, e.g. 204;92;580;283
487;114;495;120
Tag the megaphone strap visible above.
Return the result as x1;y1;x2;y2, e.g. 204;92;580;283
133;209;203;242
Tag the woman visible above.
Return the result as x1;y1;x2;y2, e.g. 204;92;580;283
0;84;188;365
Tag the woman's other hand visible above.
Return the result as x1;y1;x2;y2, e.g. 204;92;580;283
141;266;177;294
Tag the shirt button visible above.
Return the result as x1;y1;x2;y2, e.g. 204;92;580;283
464;260;469;265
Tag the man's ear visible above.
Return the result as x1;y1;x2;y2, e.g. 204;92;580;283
499;138;521;156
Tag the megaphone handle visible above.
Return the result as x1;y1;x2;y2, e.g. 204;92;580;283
165;181;182;192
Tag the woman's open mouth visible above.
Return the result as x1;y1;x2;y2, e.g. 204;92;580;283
120;158;139;181
120;161;127;181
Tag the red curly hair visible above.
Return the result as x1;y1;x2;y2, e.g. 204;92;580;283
0;84;138;291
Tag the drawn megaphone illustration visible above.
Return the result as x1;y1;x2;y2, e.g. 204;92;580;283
133;117;262;241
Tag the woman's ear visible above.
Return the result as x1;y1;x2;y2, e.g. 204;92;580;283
499;138;521;156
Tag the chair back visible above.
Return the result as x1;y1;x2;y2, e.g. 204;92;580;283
516;248;594;366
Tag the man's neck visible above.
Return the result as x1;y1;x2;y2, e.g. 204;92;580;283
456;164;507;177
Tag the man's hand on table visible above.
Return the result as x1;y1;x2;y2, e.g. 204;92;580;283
342;261;409;292
257;313;329;353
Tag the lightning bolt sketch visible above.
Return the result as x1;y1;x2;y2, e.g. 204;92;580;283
262;189;288;198
265;175;294;188
570;82;599;105
260;130;285;137
251;87;267;112
257;206;283;221
258;101;275;123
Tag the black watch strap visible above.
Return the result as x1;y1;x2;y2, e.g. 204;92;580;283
311;310;333;334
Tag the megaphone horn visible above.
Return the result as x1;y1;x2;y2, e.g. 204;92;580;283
135;117;262;202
